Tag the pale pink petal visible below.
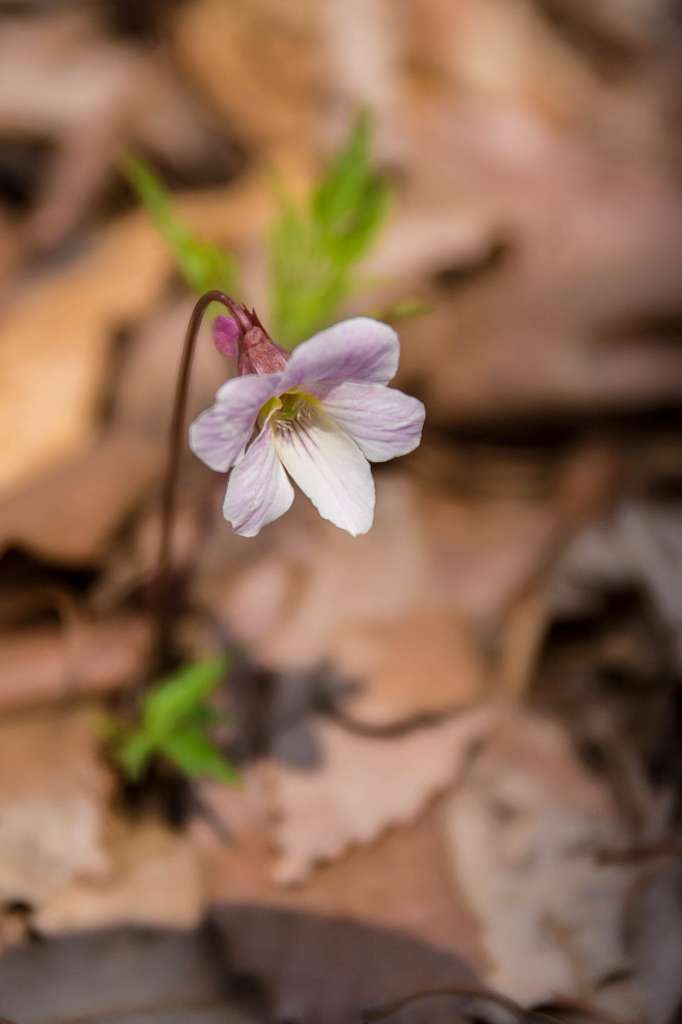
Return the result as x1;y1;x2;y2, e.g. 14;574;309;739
321;382;425;462
212;316;239;359
189;372;284;472
223;422;294;537
283;318;399;395
273;408;374;536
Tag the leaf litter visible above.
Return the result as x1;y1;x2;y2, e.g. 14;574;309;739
1;0;682;1020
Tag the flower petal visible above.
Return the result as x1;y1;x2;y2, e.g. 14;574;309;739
274;408;374;536
283;317;399;395
189;372;284;472
223;422;294;537
321;382;425;463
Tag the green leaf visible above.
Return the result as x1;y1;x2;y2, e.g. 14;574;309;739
269;111;391;348
313;109;372;232
114;656;233;783
329;177;391;267
142;656;229;742
117;732;155;782
159;725;239;784
122;155;238;295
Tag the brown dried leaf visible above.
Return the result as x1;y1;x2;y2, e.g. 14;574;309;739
266;707;492;885
0;214;171;497
441;710;654;1014
194;782;486;1021
219;474;551;675
172;0;319;154
36;818;204;935
329;612;486;725
196;779;484;961
0;9;237;257
0;707;112;905
0;925;244;1024
0;613;153;713
217;456;605;722
0;431;162;564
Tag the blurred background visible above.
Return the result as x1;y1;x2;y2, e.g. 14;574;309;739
1;1;682;1022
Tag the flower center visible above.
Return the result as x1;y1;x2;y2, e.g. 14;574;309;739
258;390;317;431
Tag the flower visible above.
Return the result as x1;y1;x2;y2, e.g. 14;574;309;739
189;308;425;537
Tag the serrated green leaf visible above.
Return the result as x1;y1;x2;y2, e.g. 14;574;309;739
142;655;229;742
122;155;238;295
159;725;239;784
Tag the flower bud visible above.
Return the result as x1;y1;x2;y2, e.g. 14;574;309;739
212;316;239;359
211;302;288;375
238;326;288;375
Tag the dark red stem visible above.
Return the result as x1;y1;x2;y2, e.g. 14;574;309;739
155;290;235;644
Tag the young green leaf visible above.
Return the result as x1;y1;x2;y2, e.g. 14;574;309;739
269;111;391;348
117;732;155;783
122;155;238;295
142;655;229;742
115;655;237;784
312;109;372;232
160;725;239;784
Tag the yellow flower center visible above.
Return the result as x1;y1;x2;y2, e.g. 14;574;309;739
258;390;318;429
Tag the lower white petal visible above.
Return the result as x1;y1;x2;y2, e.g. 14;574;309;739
274;408;374;536
321;382;425;462
223;423;294;537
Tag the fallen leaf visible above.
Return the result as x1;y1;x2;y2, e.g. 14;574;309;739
0;213;171;498
197;779;483;964
172;0;319;156
0;8;237;258
0;925;243;1024
550;498;682;669
328;612;486;725
441;709;654;1015
215;450;609;723
0;431;162;564
194;781;486;1022
36;818;204;935
0;613;153;713
266;706;492;885
0;707;112;906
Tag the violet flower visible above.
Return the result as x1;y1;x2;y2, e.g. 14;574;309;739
189;304;425;537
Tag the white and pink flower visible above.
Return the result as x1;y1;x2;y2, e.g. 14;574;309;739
189;308;425;538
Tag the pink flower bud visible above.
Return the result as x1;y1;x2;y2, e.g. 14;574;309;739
212;301;288;375
212;316;240;359
238;326;288;375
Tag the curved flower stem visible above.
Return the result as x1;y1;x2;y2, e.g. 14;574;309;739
155;289;240;653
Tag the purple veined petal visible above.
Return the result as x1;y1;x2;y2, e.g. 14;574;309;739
283;318;399;395
321;382;425;462
222;420;294;537
273;407;374;536
189;371;284;473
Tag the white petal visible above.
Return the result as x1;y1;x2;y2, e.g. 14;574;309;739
274;408;374;536
321;382;425;462
283;318;399;395
223;422;294;537
189;372;284;472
